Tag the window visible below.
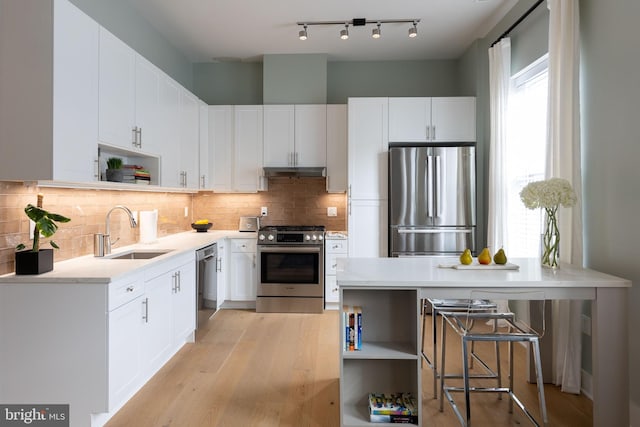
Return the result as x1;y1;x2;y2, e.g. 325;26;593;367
505;56;548;257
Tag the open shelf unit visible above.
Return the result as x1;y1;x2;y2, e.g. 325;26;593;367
339;288;421;426
98;143;160;186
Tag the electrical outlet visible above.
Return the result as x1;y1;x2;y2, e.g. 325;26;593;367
184;206;189;217
327;207;337;217
261;206;268;216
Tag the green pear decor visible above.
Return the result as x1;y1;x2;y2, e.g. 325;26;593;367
15;193;71;275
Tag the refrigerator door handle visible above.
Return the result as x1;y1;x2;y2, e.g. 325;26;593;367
426;155;433;217
397;228;473;234
434;155;442;217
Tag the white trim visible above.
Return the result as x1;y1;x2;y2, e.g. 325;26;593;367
512;53;549;88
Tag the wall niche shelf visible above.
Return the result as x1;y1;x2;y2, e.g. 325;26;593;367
98;143;160;186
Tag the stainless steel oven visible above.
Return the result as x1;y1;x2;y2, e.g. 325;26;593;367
256;226;325;313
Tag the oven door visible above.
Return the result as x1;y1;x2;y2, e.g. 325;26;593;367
257;245;324;298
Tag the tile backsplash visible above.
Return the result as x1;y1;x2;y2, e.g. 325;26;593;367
0;178;347;275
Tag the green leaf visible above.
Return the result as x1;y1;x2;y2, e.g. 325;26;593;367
50;241;60;249
24;204;46;222
16;243;25;251
47;213;71;223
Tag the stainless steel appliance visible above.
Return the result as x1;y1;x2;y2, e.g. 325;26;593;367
389;144;476;256
256;225;325;313
239;216;260;232
196;243;217;328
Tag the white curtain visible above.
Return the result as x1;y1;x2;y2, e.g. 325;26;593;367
546;0;583;394
487;39;511;317
487;38;511;253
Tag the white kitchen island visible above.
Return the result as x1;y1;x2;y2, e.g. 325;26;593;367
337;257;631;427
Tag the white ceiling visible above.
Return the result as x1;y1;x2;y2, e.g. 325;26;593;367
126;0;518;63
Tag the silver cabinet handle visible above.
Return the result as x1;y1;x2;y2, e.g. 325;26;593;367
142;298;149;323
132;127;138;147
216;258;222;272
177;270;181;292
93;159;99;180
171;272;178;293
432;125;436;140
200;175;206;188
426;125;430;140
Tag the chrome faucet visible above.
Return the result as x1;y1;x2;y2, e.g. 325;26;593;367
94;205;137;256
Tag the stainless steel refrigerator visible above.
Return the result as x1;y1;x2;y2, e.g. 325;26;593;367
389;144;476;257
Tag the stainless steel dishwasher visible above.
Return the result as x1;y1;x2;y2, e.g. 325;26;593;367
196;243;217;328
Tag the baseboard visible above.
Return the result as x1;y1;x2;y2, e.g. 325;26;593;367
581;369;593;400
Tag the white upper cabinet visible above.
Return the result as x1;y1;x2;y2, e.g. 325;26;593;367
294;105;327;167
206;105;263;193
347;98;389;200
98;28;137;150
234;106;264;192
388;97;476;142
326;104;347;193
179;89;200;189
207;106;234;192
158;76;181;187
263;105;295;167
198;100;209;189
263;104;326;167
0;0;99;182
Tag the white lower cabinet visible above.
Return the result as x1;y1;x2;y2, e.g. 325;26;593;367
325;236;348;307
229;238;257;301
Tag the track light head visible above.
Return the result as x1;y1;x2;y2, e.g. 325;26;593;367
340;24;349;40
372;23;381;39
299;24;308;40
409;21;418;38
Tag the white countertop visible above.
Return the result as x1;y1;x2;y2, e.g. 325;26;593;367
336;256;631;290
0;230;255;284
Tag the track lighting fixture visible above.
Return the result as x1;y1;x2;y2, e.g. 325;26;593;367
340;24;349;40
372;22;381;39
297;18;420;41
298;24;308;41
409;21;418;38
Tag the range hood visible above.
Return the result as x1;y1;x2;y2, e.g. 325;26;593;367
263;166;326;178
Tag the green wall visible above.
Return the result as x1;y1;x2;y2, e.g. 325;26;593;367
68;0;193;90
263;54;328;104
194;62;263;105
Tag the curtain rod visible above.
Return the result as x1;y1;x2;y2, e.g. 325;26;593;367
490;0;545;47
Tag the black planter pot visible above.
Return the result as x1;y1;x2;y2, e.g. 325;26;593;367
15;249;54;275
106;168;124;182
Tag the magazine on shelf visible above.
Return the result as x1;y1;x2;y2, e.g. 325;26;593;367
368;392;418;416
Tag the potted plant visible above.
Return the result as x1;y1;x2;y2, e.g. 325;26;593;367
105;157;124;182
15;193;71;275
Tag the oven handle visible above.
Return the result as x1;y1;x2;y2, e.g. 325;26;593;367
258;246;322;253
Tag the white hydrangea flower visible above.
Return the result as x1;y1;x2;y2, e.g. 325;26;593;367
519;178;577;210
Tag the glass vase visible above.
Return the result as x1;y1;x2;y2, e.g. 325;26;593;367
541;206;560;269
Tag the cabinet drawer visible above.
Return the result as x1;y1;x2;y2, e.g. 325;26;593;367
326;253;347;274
230;239;256;253
325;240;348;253
109;276;144;311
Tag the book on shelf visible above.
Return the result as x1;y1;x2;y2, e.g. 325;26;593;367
343;305;362;351
368;393;418;423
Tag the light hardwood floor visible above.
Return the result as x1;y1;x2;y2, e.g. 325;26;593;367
106;309;592;427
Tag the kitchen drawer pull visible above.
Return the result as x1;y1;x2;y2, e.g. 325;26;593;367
142;298;149;323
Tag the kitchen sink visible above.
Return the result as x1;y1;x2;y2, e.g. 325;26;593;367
107;249;174;260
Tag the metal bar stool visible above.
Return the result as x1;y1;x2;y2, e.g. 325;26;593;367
438;291;548;427
420;298;501;398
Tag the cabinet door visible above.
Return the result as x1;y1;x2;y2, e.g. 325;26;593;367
208;106;234;191
294;105;326;167
135;56;162;153
108;295;143;409
198;101;209;189
142;272;173;373
347;98;389;200
230;250;257;301
98;28;136;149
263;105;295;167
159;77;181;187
326;104;347;193
234;106;263;192
348;199;388;258
431;97;476;142
173;261;196;343
52;0;99;182
388;97;431;142
180;89;200;189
